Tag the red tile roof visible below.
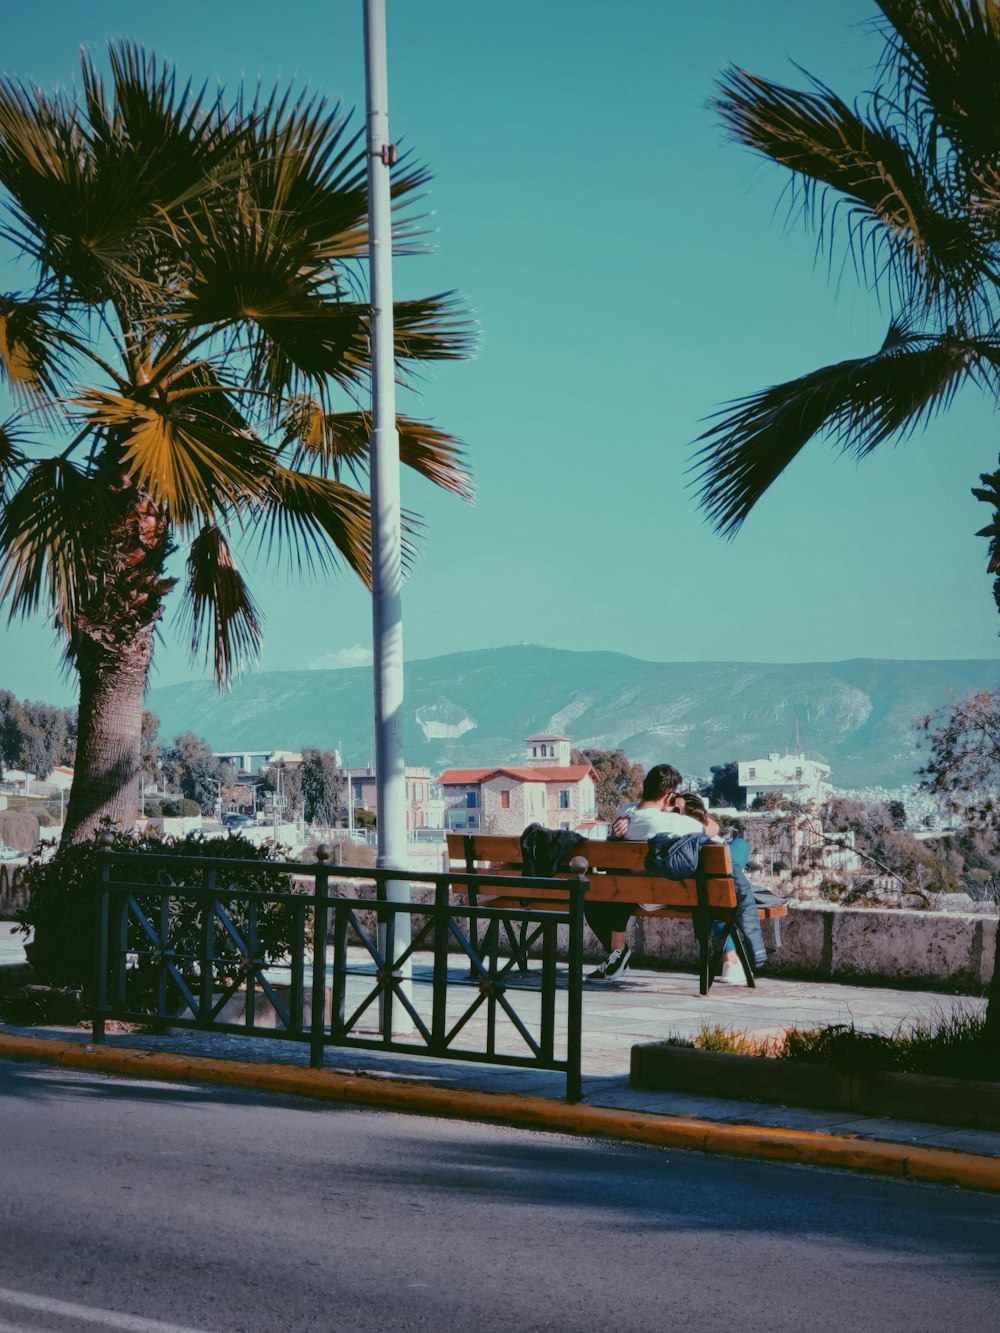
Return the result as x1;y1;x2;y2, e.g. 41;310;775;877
436;768;495;785
437;765;594;785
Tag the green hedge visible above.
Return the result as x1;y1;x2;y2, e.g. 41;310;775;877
16;829;307;1011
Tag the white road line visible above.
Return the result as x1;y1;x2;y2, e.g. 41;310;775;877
0;1286;214;1333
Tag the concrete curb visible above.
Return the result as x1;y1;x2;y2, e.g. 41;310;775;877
2;1034;998;1194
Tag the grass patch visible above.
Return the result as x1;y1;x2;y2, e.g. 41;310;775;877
664;1008;998;1080
778;1007;997;1080
664;1023;776;1058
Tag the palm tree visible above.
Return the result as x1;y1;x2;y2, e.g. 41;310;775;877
0;44;473;843
692;0;1000;1036
692;0;1000;591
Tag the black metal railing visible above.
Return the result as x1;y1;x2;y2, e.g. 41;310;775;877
92;844;586;1100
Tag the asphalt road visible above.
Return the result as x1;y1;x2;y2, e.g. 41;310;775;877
0;1060;998;1333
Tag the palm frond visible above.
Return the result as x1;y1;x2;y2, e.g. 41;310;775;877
0;414;31;504
0;292;71;411
251;469;372;586
241;84;435;260
0;456;109;627
239;87;370;260
71;386;272;529
692;325;984;536
877;0;1000;171
711;65;986;311
393;293;478;362
180;523;262;687
279;400;474;500
176;204;372;395
0;42;241;308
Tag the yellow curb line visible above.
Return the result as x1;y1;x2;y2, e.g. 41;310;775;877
2;1034;998;1194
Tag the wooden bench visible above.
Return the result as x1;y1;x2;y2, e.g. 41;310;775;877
446;832;788;995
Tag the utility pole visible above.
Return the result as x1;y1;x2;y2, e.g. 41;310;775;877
340;741;355;836
364;0;411;1029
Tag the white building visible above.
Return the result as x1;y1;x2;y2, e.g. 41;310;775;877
738;753;832;807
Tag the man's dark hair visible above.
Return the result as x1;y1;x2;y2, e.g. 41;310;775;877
640;764;682;802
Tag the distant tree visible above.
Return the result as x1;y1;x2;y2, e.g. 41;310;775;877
705;761;745;809
352;806;376;830
161;732;234;815
822;794;958;896
299;749;342;826
917;688;1000;826
0;692;75;779
887;799;907;830
140;711;162;785
572;748;644;823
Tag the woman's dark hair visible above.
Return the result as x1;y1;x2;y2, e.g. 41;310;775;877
640;764;683;802
677;791;709;824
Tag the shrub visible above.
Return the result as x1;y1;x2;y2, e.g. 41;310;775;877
322;836;378;870
161;798;201;817
16;829;307;1011
0;809;39;852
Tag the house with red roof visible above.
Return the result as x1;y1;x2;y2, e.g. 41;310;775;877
438;734;600;836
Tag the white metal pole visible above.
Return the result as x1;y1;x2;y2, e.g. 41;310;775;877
364;0;411;1027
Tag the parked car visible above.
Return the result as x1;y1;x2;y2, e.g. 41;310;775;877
0;843;24;859
222;813;253;828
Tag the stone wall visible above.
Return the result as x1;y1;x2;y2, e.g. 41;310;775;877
324;881;997;994
631;903;996;993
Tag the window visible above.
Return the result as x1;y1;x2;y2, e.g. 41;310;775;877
500;790;510;809
532;746;537;757
748;768;756;780
559;789;570;809
795;767;803;780
468;814;478;827
465;790;478;808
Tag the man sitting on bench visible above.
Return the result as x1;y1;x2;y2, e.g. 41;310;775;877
585;763;682;980
586;764;769;984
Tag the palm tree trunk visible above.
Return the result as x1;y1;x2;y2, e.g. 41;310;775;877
62;626;155;843
61;481;173;845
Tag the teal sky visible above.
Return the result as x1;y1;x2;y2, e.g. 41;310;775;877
1;0;998;708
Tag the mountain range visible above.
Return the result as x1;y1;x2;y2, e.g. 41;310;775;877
145;646;1000;789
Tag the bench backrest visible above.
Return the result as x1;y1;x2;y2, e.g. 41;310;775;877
446;832;738;910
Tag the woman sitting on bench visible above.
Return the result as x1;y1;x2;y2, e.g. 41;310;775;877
586;765;768;985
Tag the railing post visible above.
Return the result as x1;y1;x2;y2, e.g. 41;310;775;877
565;857;589;1103
431;878;450;1050
310;845;331;1069
91;832;114;1044
200;870;216;1023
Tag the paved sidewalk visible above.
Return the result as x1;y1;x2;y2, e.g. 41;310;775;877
1;923;995;1167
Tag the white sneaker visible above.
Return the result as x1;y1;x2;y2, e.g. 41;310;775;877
718;959;747;986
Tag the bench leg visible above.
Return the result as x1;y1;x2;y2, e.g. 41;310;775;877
693;909;712;996
730;925;756;989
